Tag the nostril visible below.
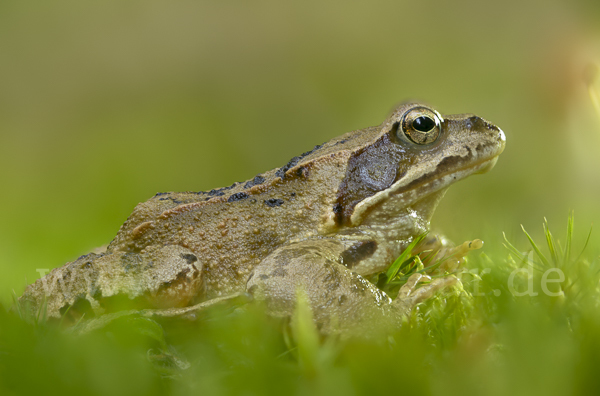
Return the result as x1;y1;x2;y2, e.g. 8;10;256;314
480;118;499;132
497;128;506;142
488;124;498;132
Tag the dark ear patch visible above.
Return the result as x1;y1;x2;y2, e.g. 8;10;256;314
334;134;411;225
340;241;378;268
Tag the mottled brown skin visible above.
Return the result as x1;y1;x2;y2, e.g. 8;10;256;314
19;103;505;333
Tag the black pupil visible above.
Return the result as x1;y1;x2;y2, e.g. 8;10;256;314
412;116;435;132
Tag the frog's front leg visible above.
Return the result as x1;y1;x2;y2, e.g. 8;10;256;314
246;239;450;336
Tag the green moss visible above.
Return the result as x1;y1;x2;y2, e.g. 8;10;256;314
2;216;599;395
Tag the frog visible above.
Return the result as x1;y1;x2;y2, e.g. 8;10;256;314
18;102;505;335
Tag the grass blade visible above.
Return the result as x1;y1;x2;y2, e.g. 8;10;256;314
574;225;593;265
503;232;525;260
386;233;427;282
521;225;550;268
11;290;23;319
543;218;559;267
564;212;574;264
502;232;542;270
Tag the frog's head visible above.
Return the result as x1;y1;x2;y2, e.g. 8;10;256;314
333;102;505;233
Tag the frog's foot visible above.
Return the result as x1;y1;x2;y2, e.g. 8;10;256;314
414;234;483;274
393;273;459;315
435;239;483;274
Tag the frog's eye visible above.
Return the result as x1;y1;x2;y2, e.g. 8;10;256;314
400;107;442;145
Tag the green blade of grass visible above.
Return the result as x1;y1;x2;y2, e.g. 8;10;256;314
573;224;593;265
503;232;526;261
564;212;574;265
521;225;550;268
11;290;23;319
502;232;543;270
386;233;427;283
35;295;48;326
543;218;559;268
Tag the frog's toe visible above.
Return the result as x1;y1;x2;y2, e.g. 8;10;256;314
393;274;459;313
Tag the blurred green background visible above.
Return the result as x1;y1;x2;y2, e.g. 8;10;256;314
1;0;599;305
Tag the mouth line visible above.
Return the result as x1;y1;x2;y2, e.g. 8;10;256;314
349;151;502;226
393;153;501;197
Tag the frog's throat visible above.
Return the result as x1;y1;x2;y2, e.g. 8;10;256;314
349;155;499;226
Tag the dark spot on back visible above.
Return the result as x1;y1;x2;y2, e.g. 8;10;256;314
275;143;324;179
158;196;183;204
208;189;226;197
341;240;378;268
204;183;240;196
275;156;301;179
264;198;284;207
228;192;249;202
244;175;266;188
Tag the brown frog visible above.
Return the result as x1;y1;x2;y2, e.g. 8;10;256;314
19;102;505;334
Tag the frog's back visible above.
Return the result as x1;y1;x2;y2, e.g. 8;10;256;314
106;127;379;296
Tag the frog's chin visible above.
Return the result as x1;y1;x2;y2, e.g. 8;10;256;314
474;156;498;175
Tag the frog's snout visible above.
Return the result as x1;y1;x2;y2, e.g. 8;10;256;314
479;116;506;147
465;115;506;153
468;115;505;174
